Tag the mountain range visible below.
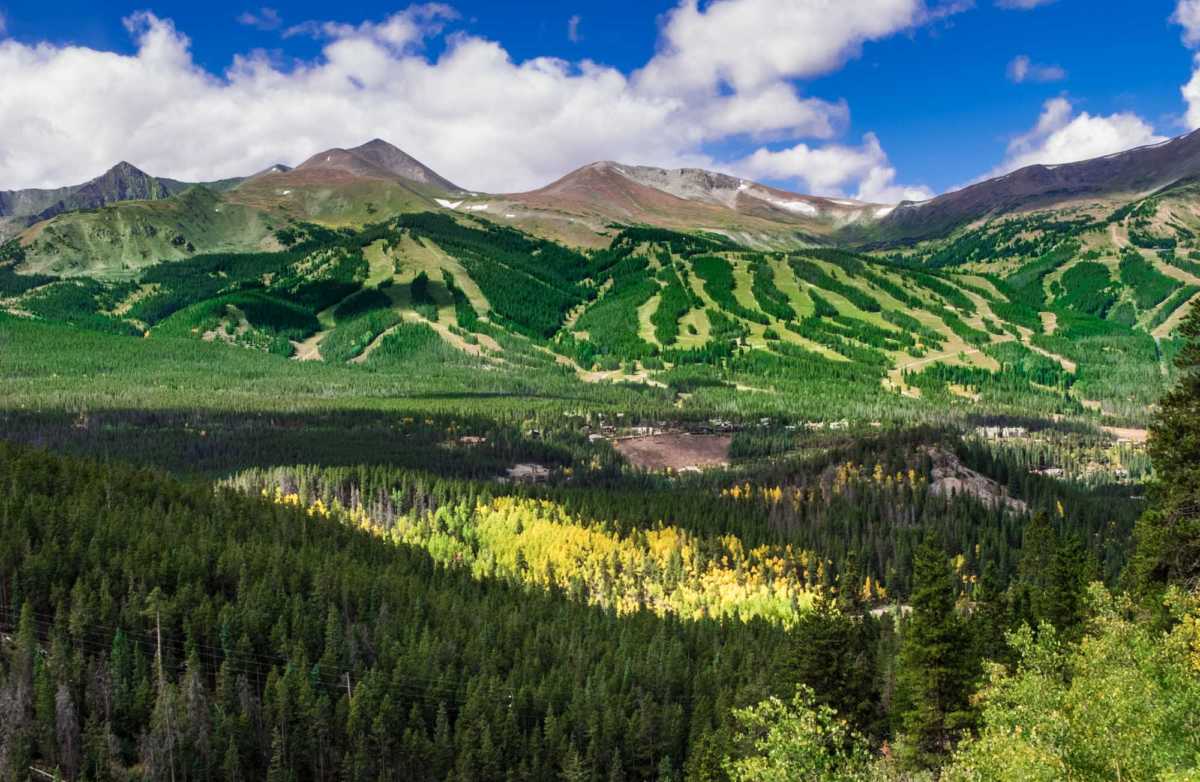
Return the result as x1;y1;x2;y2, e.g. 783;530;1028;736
4;130;1200;274
4;126;1198;429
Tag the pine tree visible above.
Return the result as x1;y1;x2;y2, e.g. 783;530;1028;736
1017;512;1058;626
607;749;626;782
266;727;289;782
785;597;881;738
1045;536;1090;636
81;716;115;782
559;744;589;782
222;735;242;782
0;605;37;779
969;561;1011;666
1132;302;1200;593
894;537;973;769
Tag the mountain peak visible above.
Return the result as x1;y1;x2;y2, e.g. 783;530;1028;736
105;161;151;179
347;139;463;192
295;139;463;193
354;138;398;152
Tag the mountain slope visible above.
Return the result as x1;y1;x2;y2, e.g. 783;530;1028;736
873;130;1200;243
7;141;468;275
6;209;1185;422
15;186;275;276
225;139;464;224
0;162;206;244
476;161;882;247
14;127;1200;276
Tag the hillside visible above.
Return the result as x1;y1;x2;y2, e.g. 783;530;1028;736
1;208;1189;428
0;160;248;242
474;161;883;248
11;127;1200;273
11;186;276;276
872;129;1200;243
2;133;1200;424
6;140;466;274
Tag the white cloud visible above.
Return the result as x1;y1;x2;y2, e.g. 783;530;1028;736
984;97;1165;177
237;8;282;32
1007;54;1065;83
704;84;848;140
1174;0;1200;46
735;133;933;203
567;15;581;43
1184;54;1200;129
636;0;931;95
996;0;1056;9
0;2;944;200
1174;1;1200;129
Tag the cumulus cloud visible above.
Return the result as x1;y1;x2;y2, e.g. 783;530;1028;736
705;85;848;140
1174;0;1200;46
567;15;581;43
0;1;938;201
237;8;282;31
636;0;931;95
1184;55;1200;129
1174;1;1200;129
983;97;1165;177
735;134;933;203
1007;54;1065;83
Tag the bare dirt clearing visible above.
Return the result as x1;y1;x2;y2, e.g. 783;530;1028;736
614;433;732;472
1102;426;1149;444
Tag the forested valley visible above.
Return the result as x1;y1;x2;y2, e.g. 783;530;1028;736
0;303;1195;780
1;201;1200;780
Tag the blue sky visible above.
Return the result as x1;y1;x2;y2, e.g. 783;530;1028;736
0;0;1196;200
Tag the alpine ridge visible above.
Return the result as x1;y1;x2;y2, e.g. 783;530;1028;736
10;126;1200;271
876;128;1200;242
0;161;191;240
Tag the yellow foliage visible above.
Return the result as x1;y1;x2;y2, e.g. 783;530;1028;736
268;489;819;628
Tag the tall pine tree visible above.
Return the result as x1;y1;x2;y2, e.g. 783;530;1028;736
894;537;973;769
1132;302;1200;594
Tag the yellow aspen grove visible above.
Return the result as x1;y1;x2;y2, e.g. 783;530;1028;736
267;490;820;627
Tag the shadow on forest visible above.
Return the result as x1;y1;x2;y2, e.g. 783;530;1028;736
0;407;589;479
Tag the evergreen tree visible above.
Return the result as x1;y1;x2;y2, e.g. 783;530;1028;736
894;537;973;769
0;605;37;780
1132;302;1200;593
1045;536;1090;637
1018;513;1058;624
969;562;1012;666
559;744;589;782
785;597;881;738
1013;513;1091;637
81;716;116;782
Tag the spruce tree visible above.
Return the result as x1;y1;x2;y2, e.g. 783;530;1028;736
785;596;881;738
1132;302;1200;593
894;537;973;769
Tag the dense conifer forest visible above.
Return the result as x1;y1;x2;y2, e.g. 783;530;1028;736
2;206;1200;779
